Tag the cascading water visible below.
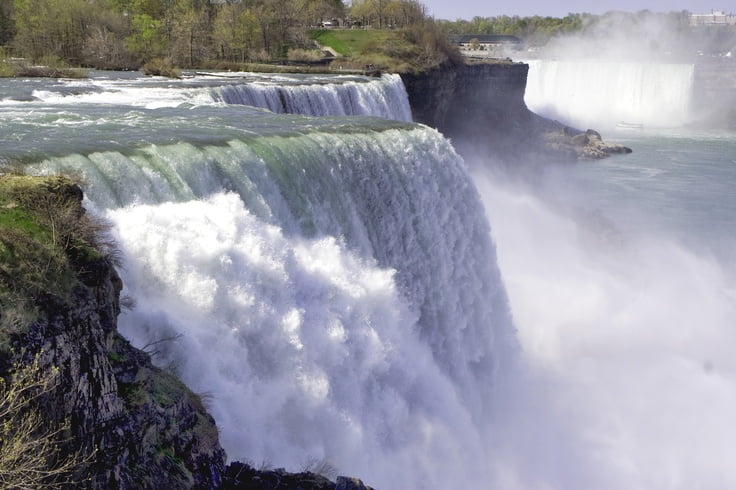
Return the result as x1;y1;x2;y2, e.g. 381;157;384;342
210;74;413;121
5;74;514;489
524;59;695;129
21;72;412;121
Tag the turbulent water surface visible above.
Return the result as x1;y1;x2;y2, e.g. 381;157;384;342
2;67;735;490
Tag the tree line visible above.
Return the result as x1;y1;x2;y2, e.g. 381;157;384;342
441;13;586;46
440;10;702;46
0;0;436;70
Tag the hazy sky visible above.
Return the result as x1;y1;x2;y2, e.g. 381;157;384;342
422;0;722;20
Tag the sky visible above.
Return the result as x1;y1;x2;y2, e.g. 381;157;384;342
421;0;727;20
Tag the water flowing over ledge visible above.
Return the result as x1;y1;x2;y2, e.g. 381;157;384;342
2;72;411;123
525;59;696;129
7;73;515;488
210;73;413;121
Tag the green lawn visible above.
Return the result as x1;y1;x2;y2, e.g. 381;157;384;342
309;28;427;72
310;29;401;57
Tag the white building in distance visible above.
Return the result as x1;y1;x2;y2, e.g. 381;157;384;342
690;10;736;26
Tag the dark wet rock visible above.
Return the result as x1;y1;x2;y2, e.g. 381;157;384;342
221;462;374;490
401;61;632;164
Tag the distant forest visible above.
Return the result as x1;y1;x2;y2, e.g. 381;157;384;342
1;2;733;72
0;0;431;70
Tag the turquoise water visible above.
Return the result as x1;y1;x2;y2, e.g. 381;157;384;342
550;129;736;261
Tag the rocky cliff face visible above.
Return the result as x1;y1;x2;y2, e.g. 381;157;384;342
401;60;630;164
28;262;226;488
0;175;226;489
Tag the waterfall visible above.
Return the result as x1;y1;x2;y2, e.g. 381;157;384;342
525;59;695;128
24;73;413;121
211;74;413;121
27;123;514;488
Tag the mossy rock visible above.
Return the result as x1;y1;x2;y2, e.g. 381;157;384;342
0;174;109;351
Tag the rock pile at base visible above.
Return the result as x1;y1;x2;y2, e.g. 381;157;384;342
545;128;633;160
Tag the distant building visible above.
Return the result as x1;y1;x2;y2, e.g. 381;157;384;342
690;10;736;26
453;35;523;51
453;35;523;59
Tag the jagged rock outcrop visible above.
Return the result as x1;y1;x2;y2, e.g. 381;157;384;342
0;175;226;488
545;128;632;160
221;462;374;490
400;60;631;164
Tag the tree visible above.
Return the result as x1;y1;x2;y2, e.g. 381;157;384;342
295;0;343;28
126;12;166;62
12;0;95;63
213;3;262;62
81;6;136;69
11;0;48;59
349;0;374;27
167;0;212;67
0;0;14;46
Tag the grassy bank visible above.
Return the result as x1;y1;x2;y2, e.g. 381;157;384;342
310;27;460;73
0;175;111;350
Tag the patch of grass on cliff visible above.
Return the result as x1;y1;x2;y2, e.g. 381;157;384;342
0;175;114;348
0;175;112;357
0;177;76;292
310;26;459;73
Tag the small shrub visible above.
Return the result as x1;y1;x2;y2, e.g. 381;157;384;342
286;48;324;62
301;457;338;479
0;354;92;488
141;58;182;78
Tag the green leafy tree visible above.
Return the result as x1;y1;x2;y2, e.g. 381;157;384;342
213;3;262;62
12;0;97;63
166;0;212;67
12;0;49;59
126;12;166;62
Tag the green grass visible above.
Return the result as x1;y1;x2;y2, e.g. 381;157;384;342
309;27;459;73
310;29;400;57
0;175;104;310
